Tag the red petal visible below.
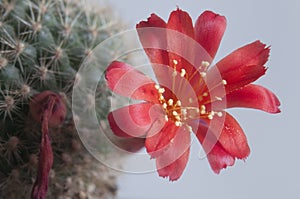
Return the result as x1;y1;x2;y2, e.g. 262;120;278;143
166;9;197;82
206;142;235;174
218;40;270;69
195;10;227;60
136;13;169;65
192;120;235;174
225;84;281;113
136;13;170;88
155;126;191;181
209;113;250;159
137;13;166;30
108;103;163;138
105;61;159;103
145;121;178;158
156;148;190;181
167;8;194;38
207;41;270;94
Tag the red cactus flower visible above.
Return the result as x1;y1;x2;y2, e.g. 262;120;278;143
105;9;280;181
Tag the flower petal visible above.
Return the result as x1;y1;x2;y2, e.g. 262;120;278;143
136;13;169;66
156;148;190;181
167;8;194;38
206;142;235;174
108;103;163;138
136;13;171;90
209;112;250;159
225;84;281;113
106;61;159;103
145;121;177;158
218;40;270;70
195;10;227;60
207;41;269;94
166;9;197;81
189;119;235;174
155;126;191;181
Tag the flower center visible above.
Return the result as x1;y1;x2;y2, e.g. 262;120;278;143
154;59;226;126
155;84;201;127
156;88;182;126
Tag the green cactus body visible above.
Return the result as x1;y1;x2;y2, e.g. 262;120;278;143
0;0;126;198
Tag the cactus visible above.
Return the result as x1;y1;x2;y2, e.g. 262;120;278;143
0;0;128;198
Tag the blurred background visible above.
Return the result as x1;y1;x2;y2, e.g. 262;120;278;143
94;0;300;198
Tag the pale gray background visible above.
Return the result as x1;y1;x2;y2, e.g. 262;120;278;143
95;0;299;198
